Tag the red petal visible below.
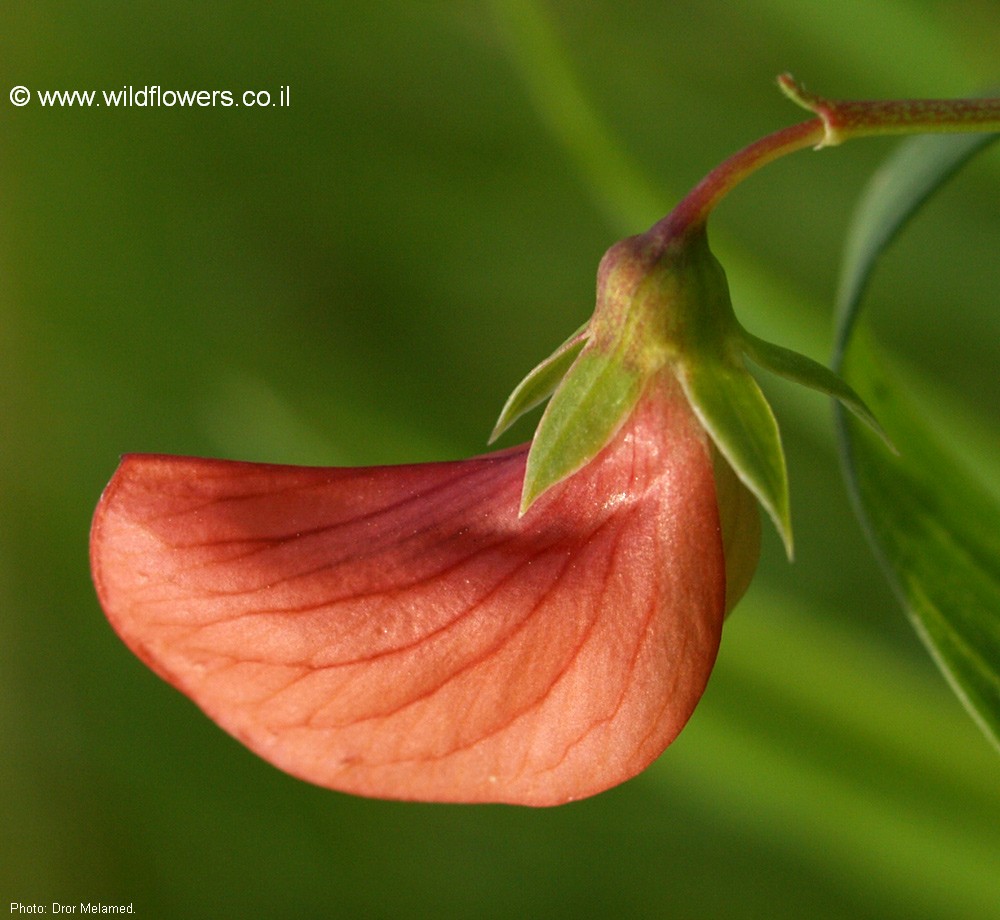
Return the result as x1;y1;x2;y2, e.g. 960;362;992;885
90;380;724;805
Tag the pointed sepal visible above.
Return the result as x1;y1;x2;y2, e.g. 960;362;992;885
490;323;589;444
520;344;644;514
741;331;893;449
679;354;793;557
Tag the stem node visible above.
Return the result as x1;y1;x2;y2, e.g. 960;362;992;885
777;73;843;147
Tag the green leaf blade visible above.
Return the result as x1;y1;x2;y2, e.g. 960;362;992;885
834;128;1000;750
834;131;998;358
839;340;1000;749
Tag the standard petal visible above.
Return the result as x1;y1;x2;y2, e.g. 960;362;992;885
90;379;725;805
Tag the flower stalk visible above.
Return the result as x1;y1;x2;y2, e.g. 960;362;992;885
654;75;1000;243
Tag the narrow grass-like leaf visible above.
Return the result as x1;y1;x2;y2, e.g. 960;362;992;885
834;131;997;358
838;338;1000;749
834;130;1000;750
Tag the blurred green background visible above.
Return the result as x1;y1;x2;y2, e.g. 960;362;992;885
3;1;998;917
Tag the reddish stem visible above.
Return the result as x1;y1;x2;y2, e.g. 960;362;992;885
645;77;1000;252
650;118;824;246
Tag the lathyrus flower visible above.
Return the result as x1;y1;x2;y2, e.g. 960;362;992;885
91;371;748;806
90;73;990;806
90;218;776;806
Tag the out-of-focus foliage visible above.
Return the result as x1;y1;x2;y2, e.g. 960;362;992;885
2;2;997;918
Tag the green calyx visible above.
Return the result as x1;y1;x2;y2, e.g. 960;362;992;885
490;77;1000;557
494;223;886;557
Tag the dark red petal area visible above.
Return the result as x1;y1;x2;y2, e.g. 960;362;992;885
90;382;725;805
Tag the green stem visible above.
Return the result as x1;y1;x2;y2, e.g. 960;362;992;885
650;75;1000;246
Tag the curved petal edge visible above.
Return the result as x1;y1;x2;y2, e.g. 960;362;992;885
90;378;726;805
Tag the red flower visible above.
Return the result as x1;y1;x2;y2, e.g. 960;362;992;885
91;375;732;805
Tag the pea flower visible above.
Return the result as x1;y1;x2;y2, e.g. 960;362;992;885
90;214;777;805
89;70;999;806
91;371;754;806
93;76;896;803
